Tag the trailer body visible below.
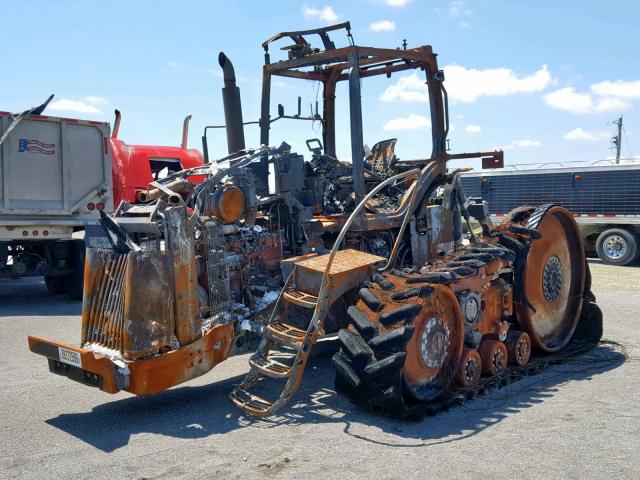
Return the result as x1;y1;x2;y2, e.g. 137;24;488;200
461;162;640;264
0;111;112;295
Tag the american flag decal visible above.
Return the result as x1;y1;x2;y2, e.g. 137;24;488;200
18;138;55;155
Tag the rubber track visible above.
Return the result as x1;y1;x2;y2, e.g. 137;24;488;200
335;301;602;420
333;205;603;419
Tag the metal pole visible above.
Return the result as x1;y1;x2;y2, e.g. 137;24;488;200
615;116;623;163
348;46;365;207
260;53;271;146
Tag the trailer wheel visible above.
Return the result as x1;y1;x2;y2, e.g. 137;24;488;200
44;276;66;295
64;240;86;300
595;228;639;266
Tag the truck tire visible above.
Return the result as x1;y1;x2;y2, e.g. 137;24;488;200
64;240;86;300
595;228;639;266
44;276;66;295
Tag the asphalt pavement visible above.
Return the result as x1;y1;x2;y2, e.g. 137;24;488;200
1;260;638;479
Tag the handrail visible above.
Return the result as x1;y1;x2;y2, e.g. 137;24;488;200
309;168;422;330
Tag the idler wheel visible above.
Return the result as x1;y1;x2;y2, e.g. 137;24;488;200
514;206;586;352
479;339;507;376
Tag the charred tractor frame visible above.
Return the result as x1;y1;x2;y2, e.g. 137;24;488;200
29;22;602;418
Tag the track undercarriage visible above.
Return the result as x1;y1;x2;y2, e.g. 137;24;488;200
332;204;602;417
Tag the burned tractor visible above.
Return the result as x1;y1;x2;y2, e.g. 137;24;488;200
29;22;602;417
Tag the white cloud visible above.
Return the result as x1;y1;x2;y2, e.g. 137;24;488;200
590;80;640;99
383;113;431;131
382;65;553;104
83;96;109;106
500;139;542;150
465;124;482;133
444;64;553;103
448;0;472;17
436;1;473;27
381;73;429;103
369;20;396;32
543;87;591;114
302;5;338;22
386;0;411;7
594;96;631;112
544;86;631;114
49;96;109;114
564;128;610;142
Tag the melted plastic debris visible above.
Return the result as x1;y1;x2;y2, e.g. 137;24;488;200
201;310;234;333
233;302;251;320
256;290;279;311
84;343;130;375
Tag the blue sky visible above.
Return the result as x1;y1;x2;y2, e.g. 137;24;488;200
2;0;639;170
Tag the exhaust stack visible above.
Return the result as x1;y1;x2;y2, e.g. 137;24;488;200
181;114;192;149
112;109;121;139
218;52;246;154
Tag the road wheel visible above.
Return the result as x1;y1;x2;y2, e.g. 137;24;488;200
478;339;507;375
455;348;482;387
504;331;531;366
595;228;639;266
64;240;86;301
44;275;66;295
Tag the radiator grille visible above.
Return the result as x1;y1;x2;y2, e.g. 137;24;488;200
205;221;232;323
82;252;127;351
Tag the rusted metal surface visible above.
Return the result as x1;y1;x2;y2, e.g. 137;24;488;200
514;206;586;352
294;249;384;301
28;335;122;394
211;186;245;223
166;207;201;346
127;323;233;395
82;248;175;359
123;251;175;358
402;286;464;395
137;178;193;203
28;323;233;396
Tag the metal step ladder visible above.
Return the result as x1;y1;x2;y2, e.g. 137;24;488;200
230;249;385;415
230;168;424;416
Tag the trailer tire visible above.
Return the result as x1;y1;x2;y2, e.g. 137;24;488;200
595;228;639;266
64;240;86;300
44;276;66;295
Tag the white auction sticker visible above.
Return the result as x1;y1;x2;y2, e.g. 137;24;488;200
58;347;82;368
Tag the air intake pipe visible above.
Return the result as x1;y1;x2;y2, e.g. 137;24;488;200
218;52;246;154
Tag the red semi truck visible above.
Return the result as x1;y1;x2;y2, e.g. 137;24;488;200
0;99;204;298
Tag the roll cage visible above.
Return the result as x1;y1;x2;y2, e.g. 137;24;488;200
258;22;450;207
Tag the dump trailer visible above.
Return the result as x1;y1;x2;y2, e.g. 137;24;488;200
29;22;602;419
461;162;640;265
0;105;113;298
0;101;204;298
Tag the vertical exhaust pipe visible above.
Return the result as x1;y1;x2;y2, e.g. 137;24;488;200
112;109;121;139
218;52;246;154
181;114;192;149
